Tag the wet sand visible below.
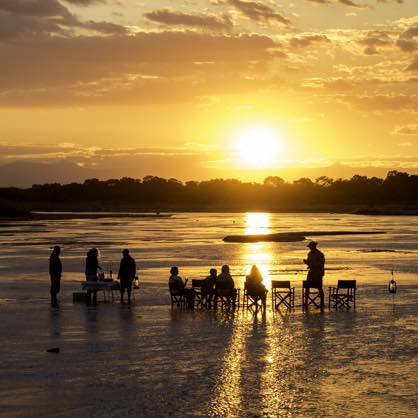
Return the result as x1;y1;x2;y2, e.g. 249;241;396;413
0;280;417;418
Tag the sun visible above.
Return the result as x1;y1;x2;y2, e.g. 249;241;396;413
235;128;281;168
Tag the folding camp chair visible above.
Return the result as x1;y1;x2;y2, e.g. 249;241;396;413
215;282;239;311
329;280;357;309
192;279;208;309
169;283;187;308
302;280;324;310
271;280;295;310
243;282;267;312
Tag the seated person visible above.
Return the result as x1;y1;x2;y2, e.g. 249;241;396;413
214;265;237;310
168;266;195;309
245;265;267;309
202;268;217;308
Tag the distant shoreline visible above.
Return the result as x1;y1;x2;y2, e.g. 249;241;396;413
1;205;418;221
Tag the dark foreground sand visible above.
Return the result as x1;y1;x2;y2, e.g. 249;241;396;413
0;281;417;418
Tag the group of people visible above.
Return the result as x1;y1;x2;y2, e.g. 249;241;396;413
168;241;326;310
49;240;326;309
49;246;137;306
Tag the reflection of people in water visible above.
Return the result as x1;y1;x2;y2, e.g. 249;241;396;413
118;249;136;304
49;246;62;307
303;241;325;309
85;247;102;305
168;266;195;309
245;265;267;309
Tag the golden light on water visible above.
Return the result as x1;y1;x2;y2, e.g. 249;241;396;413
244;213;273;289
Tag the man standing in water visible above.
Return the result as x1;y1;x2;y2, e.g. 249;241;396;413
304;241;325;309
49;246;62;307
118;249;137;304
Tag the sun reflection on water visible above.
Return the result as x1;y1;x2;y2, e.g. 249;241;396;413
244;213;274;289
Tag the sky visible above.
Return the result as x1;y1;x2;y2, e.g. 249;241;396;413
0;0;417;183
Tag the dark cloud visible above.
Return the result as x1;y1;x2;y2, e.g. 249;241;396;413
305;0;368;6
338;0;367;8
288;34;330;49
223;0;290;26
405;57;418;72
0;0;126;40
392;125;418;135
64;0;106;5
0;31;276;106
397;26;418;54
359;31;392;55
144;9;233;31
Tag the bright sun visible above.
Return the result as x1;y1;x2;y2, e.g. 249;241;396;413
235;128;281;168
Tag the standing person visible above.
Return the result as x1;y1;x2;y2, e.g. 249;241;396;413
49;246;62;307
168;267;195;309
85;248;102;305
118;249;136;304
303;241;325;309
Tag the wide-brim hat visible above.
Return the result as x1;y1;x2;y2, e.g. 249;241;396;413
307;241;318;248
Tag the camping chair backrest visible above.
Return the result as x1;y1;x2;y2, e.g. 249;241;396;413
216;281;234;290
192;279;205;288
337;280;356;289
271;280;291;290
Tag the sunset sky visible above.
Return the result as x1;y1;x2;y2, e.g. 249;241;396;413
1;0;417;183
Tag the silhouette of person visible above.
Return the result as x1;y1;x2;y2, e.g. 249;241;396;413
118;249;136;304
85;248;102;305
215;265;237;310
304;241;325;309
168;266;195;309
245;265;267;310
203;268;217;308
49;246;62;307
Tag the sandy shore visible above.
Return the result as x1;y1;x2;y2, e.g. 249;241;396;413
0;280;417;418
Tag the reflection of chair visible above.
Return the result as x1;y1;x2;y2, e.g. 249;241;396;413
302;280;324;310
192;279;207;309
215;282;239;310
329;280;357;309
243;282;267;312
169;283;186;308
271;280;295;310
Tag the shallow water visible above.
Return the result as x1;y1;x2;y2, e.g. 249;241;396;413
0;213;417;417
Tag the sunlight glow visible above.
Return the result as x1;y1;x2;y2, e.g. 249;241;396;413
235;128;281;168
245;212;270;235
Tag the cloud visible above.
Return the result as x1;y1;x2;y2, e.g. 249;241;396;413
64;0;106;5
0;31;276;106
397;25;418;53
406;57;418;72
345;94;418;113
392;125;418;136
0;0;127;40
144;9;233;31
222;0;290;26
288;34;330;49
359;31;392;55
338;0;367;8
305;0;367;6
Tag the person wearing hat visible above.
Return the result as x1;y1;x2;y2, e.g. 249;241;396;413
118;249;137;304
49;246;62;307
303;241;325;309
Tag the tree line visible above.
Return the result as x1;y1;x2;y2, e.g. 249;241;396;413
1;171;418;213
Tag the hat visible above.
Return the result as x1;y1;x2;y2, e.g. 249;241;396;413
307;241;317;248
